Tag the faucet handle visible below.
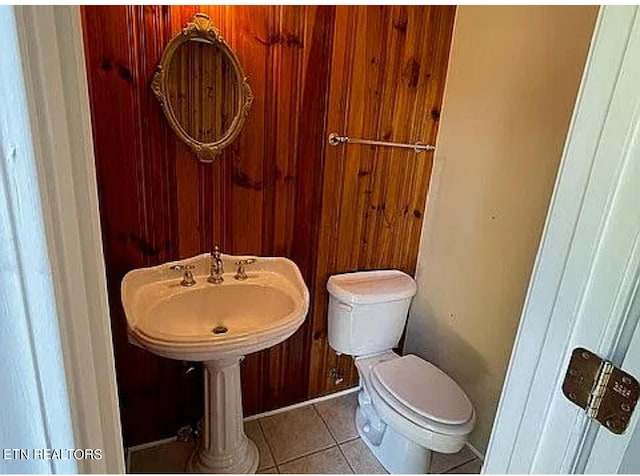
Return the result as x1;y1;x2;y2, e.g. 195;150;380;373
234;258;257;281
169;264;195;271
236;258;257;264
169;264;196;287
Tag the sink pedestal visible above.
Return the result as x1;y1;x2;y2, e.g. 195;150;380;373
186;358;258;473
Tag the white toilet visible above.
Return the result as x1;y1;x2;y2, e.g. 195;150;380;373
327;270;476;474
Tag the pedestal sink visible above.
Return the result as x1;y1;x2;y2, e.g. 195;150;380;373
121;253;309;473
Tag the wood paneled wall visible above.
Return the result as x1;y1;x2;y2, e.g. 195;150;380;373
310;6;456;395
81;5;455;446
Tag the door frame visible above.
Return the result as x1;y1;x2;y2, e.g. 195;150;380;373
13;5;124;473
484;5;640;472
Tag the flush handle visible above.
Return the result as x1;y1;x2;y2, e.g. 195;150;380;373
329;353;346;386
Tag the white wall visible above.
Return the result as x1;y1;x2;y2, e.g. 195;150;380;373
8;6;126;472
0;6;75;473
404;6;598;453
1;6;125;473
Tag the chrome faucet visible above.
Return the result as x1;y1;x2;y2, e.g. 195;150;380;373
208;246;224;284
169;264;196;287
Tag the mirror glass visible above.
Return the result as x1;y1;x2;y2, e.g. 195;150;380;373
166;38;240;144
151;13;253;162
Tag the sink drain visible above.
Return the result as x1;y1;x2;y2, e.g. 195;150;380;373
212;326;228;335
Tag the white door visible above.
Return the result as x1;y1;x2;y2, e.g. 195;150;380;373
484;6;640;473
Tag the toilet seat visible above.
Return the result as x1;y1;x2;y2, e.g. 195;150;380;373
357;352;475;453
372;354;473;426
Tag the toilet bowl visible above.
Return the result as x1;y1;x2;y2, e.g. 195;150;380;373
327;270;475;474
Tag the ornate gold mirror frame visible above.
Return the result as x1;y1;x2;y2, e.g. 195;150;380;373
151;13;254;163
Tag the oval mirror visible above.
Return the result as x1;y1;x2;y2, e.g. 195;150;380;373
151;13;253;163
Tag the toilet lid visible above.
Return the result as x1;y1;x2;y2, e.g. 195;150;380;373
372;354;473;425
327;270;417;304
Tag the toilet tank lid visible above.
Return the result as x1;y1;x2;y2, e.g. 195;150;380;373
327;270;417;304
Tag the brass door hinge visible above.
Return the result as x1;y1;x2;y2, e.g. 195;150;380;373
562;347;639;434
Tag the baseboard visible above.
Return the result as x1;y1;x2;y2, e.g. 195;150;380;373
127;386;360;453
244;386;360;422
465;441;485;461
128;435;179;453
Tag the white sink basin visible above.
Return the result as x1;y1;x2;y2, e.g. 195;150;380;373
122;253;309;361
121;253;309;473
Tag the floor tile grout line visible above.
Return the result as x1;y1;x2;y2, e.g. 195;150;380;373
314;393;362;445
335;439;356;474
439;453;477;473
341;434;360;444
431;447;478;474
311;403;340;445
258;405;336;467
256;417;277;470
260;396;361;471
342;438;389;475
443;457;481;474
275;442;339;468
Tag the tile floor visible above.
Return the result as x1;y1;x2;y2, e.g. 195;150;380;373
128;392;482;474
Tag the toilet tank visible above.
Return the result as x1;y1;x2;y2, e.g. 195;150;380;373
327;270;417;356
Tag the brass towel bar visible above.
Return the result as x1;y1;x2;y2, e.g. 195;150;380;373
328;132;436;154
